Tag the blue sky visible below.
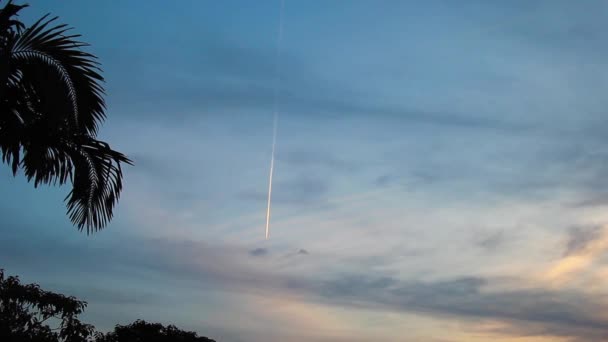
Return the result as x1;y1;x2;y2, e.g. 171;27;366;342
3;1;608;341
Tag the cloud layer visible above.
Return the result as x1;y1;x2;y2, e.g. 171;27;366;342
4;1;608;341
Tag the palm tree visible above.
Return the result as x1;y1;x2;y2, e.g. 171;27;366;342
0;1;132;233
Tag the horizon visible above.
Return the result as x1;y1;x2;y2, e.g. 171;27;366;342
2;1;608;341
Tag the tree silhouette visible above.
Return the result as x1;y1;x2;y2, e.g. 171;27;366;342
0;269;95;342
1;271;218;342
0;1;131;233
96;320;217;342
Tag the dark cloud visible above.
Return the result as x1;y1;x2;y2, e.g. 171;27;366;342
374;174;398;187
572;193;608;208
564;226;601;257
280;248;310;259
380;137;608;204
568;151;608;207
249;248;268;257
105;30;530;134
476;231;505;251
492;1;608;62
309;274;608;340
123;73;528;132
106;30;306;117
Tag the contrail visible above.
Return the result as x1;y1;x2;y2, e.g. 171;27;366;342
266;0;285;240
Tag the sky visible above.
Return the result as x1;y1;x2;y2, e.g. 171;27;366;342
2;1;608;341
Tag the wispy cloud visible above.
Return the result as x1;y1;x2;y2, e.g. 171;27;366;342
4;220;608;342
7;1;608;341
250;248;269;257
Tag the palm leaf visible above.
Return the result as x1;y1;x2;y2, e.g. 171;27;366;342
0;2;28;35
11;13;105;135
0;4;132;232
64;136;131;233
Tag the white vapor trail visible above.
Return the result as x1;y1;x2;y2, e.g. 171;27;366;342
266;0;285;240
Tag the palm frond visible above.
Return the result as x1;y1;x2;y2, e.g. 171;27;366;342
11;13;105;135
18;129;132;233
0;2;28;35
12;49;79;126
1;3;131;233
64;135;132;233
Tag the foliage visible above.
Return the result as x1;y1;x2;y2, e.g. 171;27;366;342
96;320;217;342
0;269;95;342
0;0;131;233
1;270;217;342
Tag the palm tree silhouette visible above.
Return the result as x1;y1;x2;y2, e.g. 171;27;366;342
0;1;132;233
